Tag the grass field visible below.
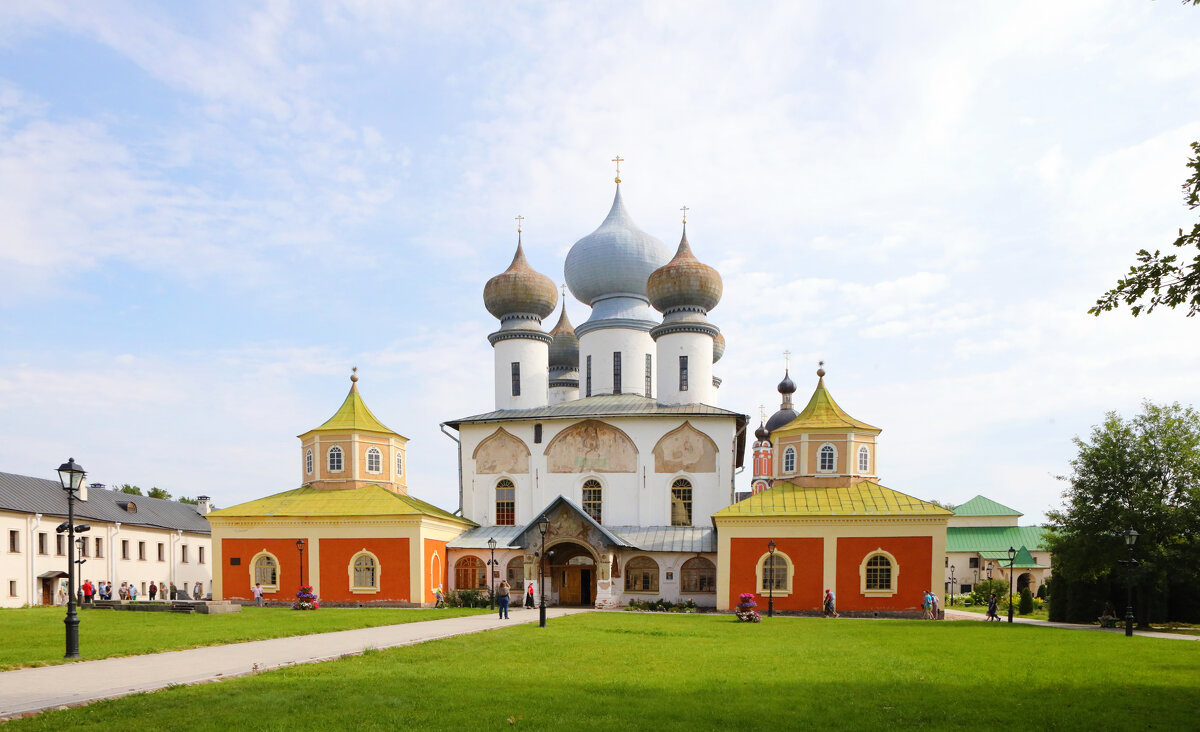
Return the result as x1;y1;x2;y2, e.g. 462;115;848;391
0;606;490;671
7;612;1197;730
950;602;1051;621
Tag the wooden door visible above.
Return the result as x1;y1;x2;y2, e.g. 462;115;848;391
580;569;592;606
41;579;52;605
561;568;581;605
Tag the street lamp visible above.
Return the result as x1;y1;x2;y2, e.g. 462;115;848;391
56;458;86;659
537;515;549;628
949;565;956;607
986;561;993;581
767;540;776;618
487;536;498;610
296;539;306;587
1007;546;1016;624
1120;529;1139;637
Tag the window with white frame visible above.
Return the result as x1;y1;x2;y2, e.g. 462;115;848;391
506;556;524;588
670;479;693;526
760;552;791;593
495;479;515;526
366;447;382;473
818;444;836;472
396;451;404;476
306;449;313;475
582;479;602;523
328;445;344;472
625;556;659;592
858;445;870;473
351;552;379;592
455;556;486;589
783;446;796;473
254;553;279;589
859;550;899;596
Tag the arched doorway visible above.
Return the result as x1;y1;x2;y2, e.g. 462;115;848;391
547;542;597;606
1017;572;1032;593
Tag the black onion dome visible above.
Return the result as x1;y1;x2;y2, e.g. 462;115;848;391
548;304;579;369
777;369;796;395
483;239;558;320
754;421;770;441
764;407;798;433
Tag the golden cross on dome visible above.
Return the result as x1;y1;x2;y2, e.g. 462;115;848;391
515;215;524;233
612;155;624;184
680;205;689;224
759;404;766;422
351;366;358;383
783;349;791;369
561;284;567;299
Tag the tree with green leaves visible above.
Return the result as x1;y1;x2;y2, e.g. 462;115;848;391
177;496;199;505
117;484;143;496
1091;145;1199;315
1047;401;1200;623
147;487;172;500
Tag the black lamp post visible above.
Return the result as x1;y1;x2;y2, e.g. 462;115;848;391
537;515;549;628
487;536;498;610
1006;546;1016;624
986;561;993;581
1120;529;1139;637
56;458;86;659
949;565;956;607
767;540;776;618
296;539;306;587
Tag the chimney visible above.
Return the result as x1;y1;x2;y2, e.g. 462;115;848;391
196;496;212;515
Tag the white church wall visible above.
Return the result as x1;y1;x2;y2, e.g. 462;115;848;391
491;337;550;410
654;330;714;406
576;328;656;397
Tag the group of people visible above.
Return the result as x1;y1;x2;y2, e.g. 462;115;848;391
431;583;537;614
66;579;204;604
922;590;942;619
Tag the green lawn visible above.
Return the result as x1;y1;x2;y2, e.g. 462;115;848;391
950;602;1051;621
0;605;489;671
8;613;1198;731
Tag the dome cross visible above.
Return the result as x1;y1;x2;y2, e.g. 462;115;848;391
612;155;624;184
515;215;524;234
680;205;689;224
783;350;791;369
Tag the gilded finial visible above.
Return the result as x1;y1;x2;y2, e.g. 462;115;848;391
515;214;524;234
612;155;624;184
817;360;826;378
759;404;766;422
783;350;791;370
561;283;567;299
680;205;689;224
350;366;359;383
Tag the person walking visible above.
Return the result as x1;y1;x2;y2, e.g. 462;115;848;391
525;583;535;609
922;590;932;620
129;583;138;601
82;579;94;605
986;593;1000;621
434;585;445;608
253;583;264;607
930;590;941;619
497;579;511;619
823;589;839;618
149;581;158;601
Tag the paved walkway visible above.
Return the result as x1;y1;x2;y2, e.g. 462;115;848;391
944;608;1199;640
0;608;589;720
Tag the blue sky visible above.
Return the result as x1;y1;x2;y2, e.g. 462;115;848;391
2;1;1198;523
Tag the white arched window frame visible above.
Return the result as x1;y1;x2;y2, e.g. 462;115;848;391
581;478;603;524
756;550;794;596
818;443;837;473
349;550;381;594
305;449;313;475
495;479;516;526
681;556;716;594
250;550;280;593
366;447;382;474
328;445;344;472
859;549;900;597
396;451;404;477
783;446;796;473
858;445;870;473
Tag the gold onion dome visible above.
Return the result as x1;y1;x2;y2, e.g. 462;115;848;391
712;331;726;363
647;226;722;314
483;237;558;320
548;303;579;369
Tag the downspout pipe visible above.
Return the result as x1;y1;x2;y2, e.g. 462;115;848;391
440;423;463;516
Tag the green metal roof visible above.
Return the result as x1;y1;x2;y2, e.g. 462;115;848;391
208;484;471;524
713;480;953;518
977;546;1049;569
774;377;880;433
952;495;1022;517
946;526;1048;553
302;384;400;437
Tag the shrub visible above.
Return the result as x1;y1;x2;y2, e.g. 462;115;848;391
1019;587;1034;615
446;589;489;608
1036;584;1047;600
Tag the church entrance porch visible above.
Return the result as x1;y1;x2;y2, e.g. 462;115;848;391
548;542;596;606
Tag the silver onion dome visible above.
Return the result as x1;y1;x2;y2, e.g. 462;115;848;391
564;185;670;321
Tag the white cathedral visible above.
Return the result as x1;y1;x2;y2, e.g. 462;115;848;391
442;173;748;608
